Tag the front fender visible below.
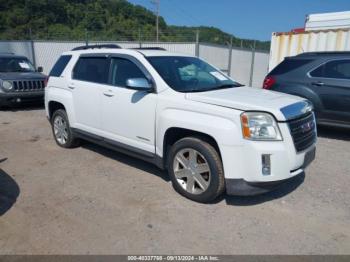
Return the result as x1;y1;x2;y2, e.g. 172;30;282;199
156;108;242;157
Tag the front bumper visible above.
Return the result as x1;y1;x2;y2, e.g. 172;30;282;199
225;146;316;196
226;172;303;196
0;91;44;105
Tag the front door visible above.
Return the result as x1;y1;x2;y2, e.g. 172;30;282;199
100;56;157;154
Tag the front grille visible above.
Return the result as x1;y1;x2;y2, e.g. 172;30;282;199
288;112;317;152
12;80;45;92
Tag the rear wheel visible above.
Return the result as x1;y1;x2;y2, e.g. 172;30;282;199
167;137;225;203
51;109;80;148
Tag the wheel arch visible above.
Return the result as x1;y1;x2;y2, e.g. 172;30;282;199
48;101;66;120
162;127;221;168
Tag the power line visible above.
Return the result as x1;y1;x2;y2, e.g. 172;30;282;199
165;0;207;26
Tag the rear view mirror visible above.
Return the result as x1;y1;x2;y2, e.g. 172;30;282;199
126;78;153;92
37;66;43;73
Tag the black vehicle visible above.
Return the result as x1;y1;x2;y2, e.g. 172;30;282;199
263;51;350;128
0;53;46;107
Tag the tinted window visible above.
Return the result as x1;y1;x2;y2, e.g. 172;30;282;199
147;56;241;92
73;57;109;84
49;55;72;77
110;58;146;87
270;59;312;75
310;60;350;79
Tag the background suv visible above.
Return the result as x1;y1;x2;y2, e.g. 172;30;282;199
263;51;350;128
0;53;46;107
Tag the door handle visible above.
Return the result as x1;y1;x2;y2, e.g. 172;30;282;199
103;91;114;97
312;81;324;86
68;85;75;89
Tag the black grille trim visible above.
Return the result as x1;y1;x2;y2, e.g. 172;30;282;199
288;112;317;152
12;80;45;92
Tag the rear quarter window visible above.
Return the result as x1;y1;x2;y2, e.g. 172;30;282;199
49;55;72;77
270;59;312;75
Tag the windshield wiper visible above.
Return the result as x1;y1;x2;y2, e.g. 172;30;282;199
180;83;244;93
201;83;242;92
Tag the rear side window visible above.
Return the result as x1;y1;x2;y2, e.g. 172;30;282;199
73;57;109;84
49;55;72;77
310;59;350;79
270;59;312;75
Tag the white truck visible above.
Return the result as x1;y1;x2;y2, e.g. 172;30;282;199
45;45;316;203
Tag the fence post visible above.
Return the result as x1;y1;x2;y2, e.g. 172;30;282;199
138;28;142;48
29;28;37;68
227;36;233;76
195;30;200;57
249;40;256;87
85;28;89;46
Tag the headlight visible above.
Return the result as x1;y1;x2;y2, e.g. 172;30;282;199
241;112;282;141
2;81;13;91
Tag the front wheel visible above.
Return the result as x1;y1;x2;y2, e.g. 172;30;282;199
167;137;225;203
51;109;80;148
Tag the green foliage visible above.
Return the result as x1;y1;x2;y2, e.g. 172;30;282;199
0;0;270;50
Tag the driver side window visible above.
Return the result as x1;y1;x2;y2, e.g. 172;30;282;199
111;58;146;87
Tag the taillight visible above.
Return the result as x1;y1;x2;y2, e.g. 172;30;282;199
263;76;276;90
44;77;49;87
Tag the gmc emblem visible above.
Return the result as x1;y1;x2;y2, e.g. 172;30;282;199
301;121;314;133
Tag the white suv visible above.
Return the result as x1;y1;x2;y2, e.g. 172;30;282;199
45;45;316;203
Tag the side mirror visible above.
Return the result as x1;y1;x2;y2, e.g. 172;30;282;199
37;66;43;73
126;78;153;92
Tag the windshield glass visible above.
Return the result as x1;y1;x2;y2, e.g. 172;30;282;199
147;56;242;92
0;57;36;73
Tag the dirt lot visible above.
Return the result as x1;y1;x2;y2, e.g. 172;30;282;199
0;107;349;255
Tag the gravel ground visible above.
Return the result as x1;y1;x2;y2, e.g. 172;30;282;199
0;107;349;255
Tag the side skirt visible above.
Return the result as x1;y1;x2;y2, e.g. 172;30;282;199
72;128;164;170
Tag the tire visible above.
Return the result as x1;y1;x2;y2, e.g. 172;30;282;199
167;137;225;203
51;109;80;148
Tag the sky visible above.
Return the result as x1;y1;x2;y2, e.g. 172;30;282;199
128;0;350;41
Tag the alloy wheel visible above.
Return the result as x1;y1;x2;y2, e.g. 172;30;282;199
173;148;211;194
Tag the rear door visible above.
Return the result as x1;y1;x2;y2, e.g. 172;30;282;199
308;59;350;123
70;55;110;133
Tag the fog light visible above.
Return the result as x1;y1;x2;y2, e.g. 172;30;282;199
262;154;271;176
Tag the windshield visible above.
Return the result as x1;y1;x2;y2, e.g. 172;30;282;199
0;57;36;73
147;56;243;92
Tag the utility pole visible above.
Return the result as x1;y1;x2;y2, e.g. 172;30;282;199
151;0;160;42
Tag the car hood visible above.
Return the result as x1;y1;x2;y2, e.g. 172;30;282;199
185;86;308;121
0;72;46;80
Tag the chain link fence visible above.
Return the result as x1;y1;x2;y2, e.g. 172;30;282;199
0;30;269;87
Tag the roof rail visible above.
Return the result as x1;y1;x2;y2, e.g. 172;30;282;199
131;47;166;51
297;51;350;56
71;44;121;51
